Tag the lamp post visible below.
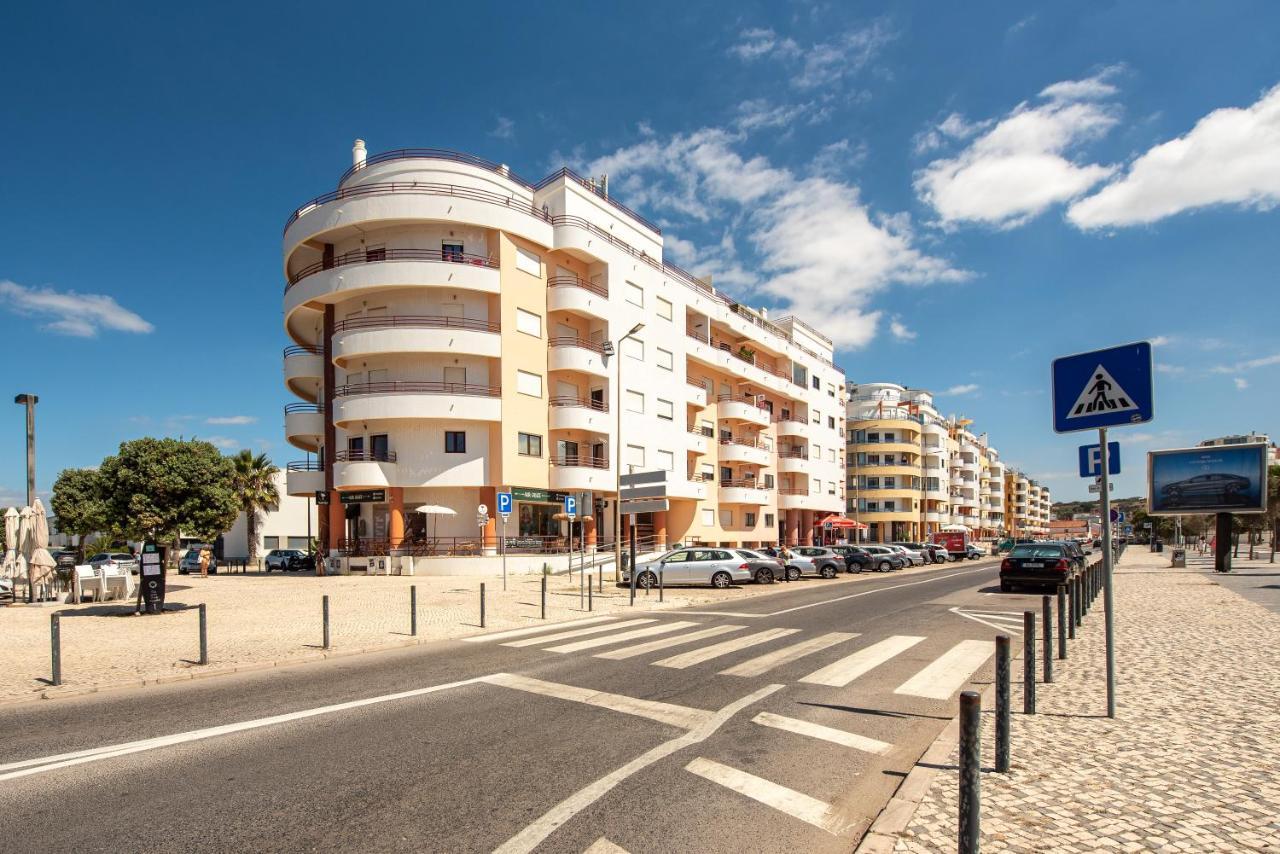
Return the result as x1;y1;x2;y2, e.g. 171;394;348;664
14;394;37;507
610;322;645;582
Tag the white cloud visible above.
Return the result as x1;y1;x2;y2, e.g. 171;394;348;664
811;139;868;176
729;27;798;61
729;22;894;91
1148;335;1172;347
1234;377;1249;390
0;280;153;337
1068;83;1280;228
1154;363;1185;375
889;316;916;341
914;68;1122;228
489;116;515;139
204;436;239;450
206;415;257;425
1210;353;1280;374
734;99;831;132
943;383;980;395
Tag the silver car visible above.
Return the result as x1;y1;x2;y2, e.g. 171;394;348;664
785;547;844;580
88;552;140;575
626;547;754;589
861;545;907;572
885;544;925;566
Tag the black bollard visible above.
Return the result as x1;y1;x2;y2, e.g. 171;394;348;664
1057;585;1067;660
588;574;593;612
541;574;547;619
199;603;208;665
481;582;486;628
958;691;981;854
629;565;636;606
995;634;1011;772
1023;610;1036;715
659;567;664;603
1068;578;1078;638
410;585;418;636
1042;595;1053;684
322;595;330;650
51;614;62;687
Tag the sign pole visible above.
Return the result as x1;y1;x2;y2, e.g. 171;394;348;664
1098;427;1116;719
501;515;507;592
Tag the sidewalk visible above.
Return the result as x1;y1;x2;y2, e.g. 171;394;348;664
881;547;1280;853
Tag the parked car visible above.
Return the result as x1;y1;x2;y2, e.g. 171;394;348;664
264;549;315;572
890;542;934;564
919;542;949;563
886;543;926;566
177;548;217;575
999;543;1076;592
626;547;753;589
88;552;139;575
0;576;12;601
785;546;845;580
829;545;873;573
1051;540;1087;572
860;545;908;572
963;543;984;560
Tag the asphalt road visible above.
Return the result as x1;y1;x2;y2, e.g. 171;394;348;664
0;556;1052;853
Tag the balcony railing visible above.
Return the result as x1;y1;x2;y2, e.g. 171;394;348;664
333;449;398;463
688;470;714;482
333;314;500;334
719;479;772;490
548;336;607;355
550;454;609;469
549;395;608;412
720;436;771;450
778;488;809;496
334;381;501;397
716;394;769;410
777;447;808;460
283;344;322;357
287;247;499;290
286;460;323;472
547;274;608;298
688;425;714;437
284;403;323;415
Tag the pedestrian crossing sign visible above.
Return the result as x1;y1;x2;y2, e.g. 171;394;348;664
1052;341;1154;433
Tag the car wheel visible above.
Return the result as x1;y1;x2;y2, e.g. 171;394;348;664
1000;580;1012;593
711;571;733;589
637;571;657;589
754;568;774;585
820;564;837;579
178;568;188;575
850;563;863;574
878;560;892;572
265;565;273;573
786;566;802;581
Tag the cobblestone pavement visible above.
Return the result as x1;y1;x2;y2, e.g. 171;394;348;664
885;547;1280;853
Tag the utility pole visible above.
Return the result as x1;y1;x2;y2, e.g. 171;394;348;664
14;394;37;506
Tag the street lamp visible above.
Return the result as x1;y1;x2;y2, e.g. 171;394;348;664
611;322;644;582
14;394;37;507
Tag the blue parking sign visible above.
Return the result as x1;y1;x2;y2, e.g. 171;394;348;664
564;495;577;517
497;491;512;517
1078;442;1121;478
1052;341;1154;433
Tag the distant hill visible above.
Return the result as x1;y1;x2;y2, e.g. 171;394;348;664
1051;497;1145;520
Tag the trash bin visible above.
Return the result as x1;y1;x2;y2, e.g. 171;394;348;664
1155;541;1164;553
1171;548;1185;568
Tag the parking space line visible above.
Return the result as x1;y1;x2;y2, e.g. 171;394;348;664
544;621;701;654
502;619;656;648
799;635;925;687
480;673;711;730
684;757;844;834
652;628;801;669
593;625;746;660
751;712;892;755
463;616;618;643
893;639;993;700
718;632;858;678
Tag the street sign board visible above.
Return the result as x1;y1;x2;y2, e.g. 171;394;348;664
620;498;670;515
619;483;667;500
1052;341;1154;433
1123;525;1133;536
496;491;512;518
564;495;577;518
1088;482;1114;494
1147;443;1269;516
1110;508;1121;523
315;491;329;505
340;490;385;504
620;470;667;487
1078;442;1121;478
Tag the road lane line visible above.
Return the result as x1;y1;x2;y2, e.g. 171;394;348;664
751;712;892;755
651;628;801;669
492;684;784;854
592;625;745;660
480;673;711;730
718;632;858;678
544;621;700;654
583;839;630;854
798;635;926;687
893;639;993;700
463;616;618;643
684;757;845;834
502;619;656;648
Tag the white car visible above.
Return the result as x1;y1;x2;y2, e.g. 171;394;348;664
87;552;140;575
885;544;926;566
0;576;12;601
784;547;845;580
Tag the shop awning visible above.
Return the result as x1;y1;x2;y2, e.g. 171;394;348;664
816;514;866;529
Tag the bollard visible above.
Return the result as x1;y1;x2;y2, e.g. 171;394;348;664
995;634;1011;773
1057;585;1067;659
630;565;636;606
322;595;330;650
1076;576;1084;628
410;585;418;637
51;614;62;687
659;567;664;603
481;582;486;628
1042;595;1053;684
599;571;603;593
198;603;208;666
958;691;981;854
1068;578;1077;639
1023;610;1036;715
580;571;584;610
588;574;593;612
541;574;547;620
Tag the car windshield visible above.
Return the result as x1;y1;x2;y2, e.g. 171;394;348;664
1010;545;1064;559
111;554;134;560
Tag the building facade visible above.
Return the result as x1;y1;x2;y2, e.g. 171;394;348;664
1004;470;1051;537
281;143;845;566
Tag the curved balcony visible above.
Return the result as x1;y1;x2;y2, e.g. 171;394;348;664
283;346;323;402
685;426;713;456
777;449;818;475
333;449;397;490
670;473;711;501
285;461;324;497
547;275;610;320
284;403;324;451
717;438;771;466
718;480;771;506
775;416;815;439
855;441;919;456
685;330;797;396
548;397;611;433
716;396;771;428
548;338;609;378
332;315;501;364
333;381;501;424
549;455;615;492
686;380;709;408
778;488;810;510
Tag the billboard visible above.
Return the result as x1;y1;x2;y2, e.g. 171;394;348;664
1147;443;1269;515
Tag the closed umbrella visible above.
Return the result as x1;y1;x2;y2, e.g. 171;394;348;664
1;507;17;579
17;507;33;601
28;499;57;601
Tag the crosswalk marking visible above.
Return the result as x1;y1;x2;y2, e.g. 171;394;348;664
481;673;711;730
583;839;630;854
593;625;746;660
893;639;993;700
545;621;701;654
799;635;925;687
751;712;892;755
503;619;656;648
685;757;844;834
652;628;802;670
463;616;617;643
718;632;859;678
950;606;1024;634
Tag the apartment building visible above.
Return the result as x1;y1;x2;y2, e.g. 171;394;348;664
1004;471;1051;537
281;143;845;569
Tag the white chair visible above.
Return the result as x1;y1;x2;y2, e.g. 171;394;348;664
100;565;131;600
70;565;104;602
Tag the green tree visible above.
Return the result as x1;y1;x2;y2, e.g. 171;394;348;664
230;450;279;564
97;438;238;544
51;467;110;559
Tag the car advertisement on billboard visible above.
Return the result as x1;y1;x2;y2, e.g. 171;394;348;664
1147;443;1269;515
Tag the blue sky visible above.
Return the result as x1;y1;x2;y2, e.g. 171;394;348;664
2;0;1278;505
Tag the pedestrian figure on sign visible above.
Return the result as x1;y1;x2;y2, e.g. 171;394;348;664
1089;373;1115;411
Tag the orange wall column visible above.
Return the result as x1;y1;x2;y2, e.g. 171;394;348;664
653;511;668;550
480;486;497;553
785;510;800;546
584;516;597;548
800;510;815;546
388;487;404;549
325;493;345;575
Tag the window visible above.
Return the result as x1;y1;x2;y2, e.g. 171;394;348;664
442;240;464;263
656;398;673;421
263;536;280;550
287;536;309;550
515;246;541;276
656;347;673;371
370;433;389;459
516;308;542;337
793;365;808;387
720;509;733;527
656;296;672;320
625;281;644;307
626;390;644;414
764;513;774;527
365;244;386;262
829;449;837;463
814;444;822;460
812;375;821;390
763;473;774;489
518;432;542;457
657;449;674;471
445;431;466;453
812;409;821;425
828;481;837;496
745;512;756;527
626;444;645;469
347;436;364;454
622;337;644;361
828;416;835;430
702;508;715;526
884;501;896;511
516;370;542;398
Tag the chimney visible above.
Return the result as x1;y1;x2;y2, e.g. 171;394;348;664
352;139;367;169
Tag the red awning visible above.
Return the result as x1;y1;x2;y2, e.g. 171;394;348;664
816;514;866;529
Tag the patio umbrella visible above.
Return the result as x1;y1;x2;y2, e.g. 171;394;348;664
28;499;57;601
17;507;33;600
413;504;456;543
941;523;970;532
1;507;17;579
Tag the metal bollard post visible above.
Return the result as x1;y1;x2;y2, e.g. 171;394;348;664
1068;579;1077;639
1076;576;1084;628
659;567;664;603
322;595;330;650
1042;595;1052;683
51;614;62;687
1023;611;1036;715
481;582;486;628
995;634;1011;772
588;574;593;611
580;571;584;610
410;585;418;636
541;574;547;620
199;603;208;665
1057;585;1067;659
958;691;981;854
599;571;603;593
629;566;636;606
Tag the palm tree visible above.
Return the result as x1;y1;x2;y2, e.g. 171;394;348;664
231;451;279;566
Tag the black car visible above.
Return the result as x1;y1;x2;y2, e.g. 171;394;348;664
264;549;315;572
999;543;1076;592
1160;473;1251;506
830;545;873;573
1048;540;1087;572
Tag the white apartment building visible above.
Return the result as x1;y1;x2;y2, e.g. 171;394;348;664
281;143;845;570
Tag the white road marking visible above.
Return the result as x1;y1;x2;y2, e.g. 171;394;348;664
544;621;701;654
592;625;745;660
492;684;784;854
798;635;926;687
718;632;858;678
584;839;630;854
462;616;617;643
652;628;801;669
479;673;711;730
0;675;490;782
894;639;994;700
949;606;1022;635
684;757;845;834
752;711;892;755
502;619;656;648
